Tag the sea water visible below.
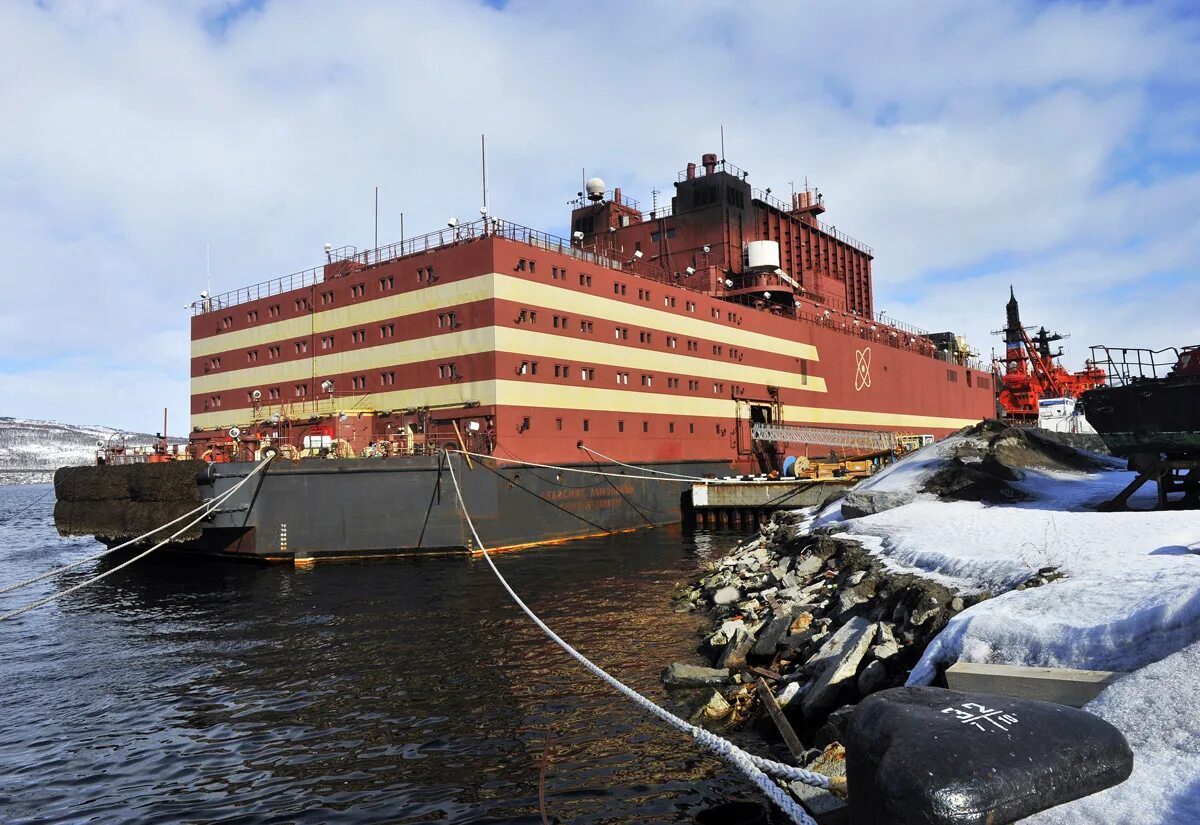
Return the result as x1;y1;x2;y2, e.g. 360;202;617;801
0;484;767;824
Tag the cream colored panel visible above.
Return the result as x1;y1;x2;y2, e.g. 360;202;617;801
191;326;497;395
194;323;824;397
190;275;498;358
492;274;820;361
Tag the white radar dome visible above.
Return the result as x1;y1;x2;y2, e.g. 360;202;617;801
585;177;606;201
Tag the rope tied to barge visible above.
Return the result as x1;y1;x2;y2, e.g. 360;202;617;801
441;449;829;824
446;448;711;482
0;456;273;622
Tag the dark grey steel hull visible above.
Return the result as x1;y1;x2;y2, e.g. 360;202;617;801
185;455;728;560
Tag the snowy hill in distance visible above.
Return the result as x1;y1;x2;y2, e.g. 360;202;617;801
0;417;182;484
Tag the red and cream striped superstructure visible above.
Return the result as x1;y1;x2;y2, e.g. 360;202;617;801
188;154;994;473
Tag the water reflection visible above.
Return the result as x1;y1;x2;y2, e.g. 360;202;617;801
0;486;773;823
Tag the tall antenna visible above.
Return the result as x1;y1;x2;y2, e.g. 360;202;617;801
400;211;405;247
481;134;490;217
205;242;211;297
374;186;379;250
720;124;725;163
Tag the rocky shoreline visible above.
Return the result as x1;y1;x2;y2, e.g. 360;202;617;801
661;421;1108;811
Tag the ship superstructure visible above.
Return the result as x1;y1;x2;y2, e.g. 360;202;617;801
188;154;992;473
994;288;1105;426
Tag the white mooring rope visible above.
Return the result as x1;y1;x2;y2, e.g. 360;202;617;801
446;448;709;483
441;450;827;824
577;443;712;481
0;460;272;597
0;457;273;622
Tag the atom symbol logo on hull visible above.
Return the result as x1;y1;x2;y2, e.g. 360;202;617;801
855;348;872;391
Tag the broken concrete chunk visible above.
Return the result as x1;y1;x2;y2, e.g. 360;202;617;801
802;617;878;716
775;681;802;709
841;489;913;519
792;555;823;579
716;626;756;670
870;641;900;662
662;662;731;687
700;689;732;720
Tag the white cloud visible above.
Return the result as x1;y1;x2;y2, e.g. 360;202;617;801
1;0;1198;429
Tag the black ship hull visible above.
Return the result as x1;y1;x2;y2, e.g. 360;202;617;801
1082;377;1200;457
55;456;729;561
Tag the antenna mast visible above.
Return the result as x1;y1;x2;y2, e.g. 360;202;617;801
481;134;490;217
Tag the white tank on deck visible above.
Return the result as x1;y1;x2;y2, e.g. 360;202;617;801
744;240;781;271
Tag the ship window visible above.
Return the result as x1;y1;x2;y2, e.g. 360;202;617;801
269;387;281;400
352;283;365;298
321;291;334;305
580;320;594;333
665;296;676;308
379;275;394;291
800;359;809;385
966;371;973;387
667;336;677;348
640;331;651;344
246;310;258;323
669;422;675;433
529;260;536;273
521;416;531;431
247;350;258;363
295;340;308;354
269;304;281;317
947;369;958;383
381;371;395;385
689;380;699;391
380;323;395;337
583;419;590;432
268;346;280;359
556;417;563;431
295;383;308;397
712;308;720;319
581;368;595;381
642;421;649;433
531;361;538;375
641;374;653;387
689;422;694;434
579;273;592;287
618;420;625;433
517;258;527;271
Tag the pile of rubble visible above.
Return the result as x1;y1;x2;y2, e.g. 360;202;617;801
662;421;1088;802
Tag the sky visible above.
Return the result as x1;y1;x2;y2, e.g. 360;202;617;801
1;0;1198;433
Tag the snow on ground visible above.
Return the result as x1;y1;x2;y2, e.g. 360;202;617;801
1025;637;1200;824
804;431;1200;822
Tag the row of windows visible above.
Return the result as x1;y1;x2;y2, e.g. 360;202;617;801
515;361;735;395
543;417;707;436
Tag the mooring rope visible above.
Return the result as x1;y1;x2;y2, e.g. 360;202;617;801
446;448;709;483
0;458;274;597
577;443;710;481
0;457;273;622
442;450;830;823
